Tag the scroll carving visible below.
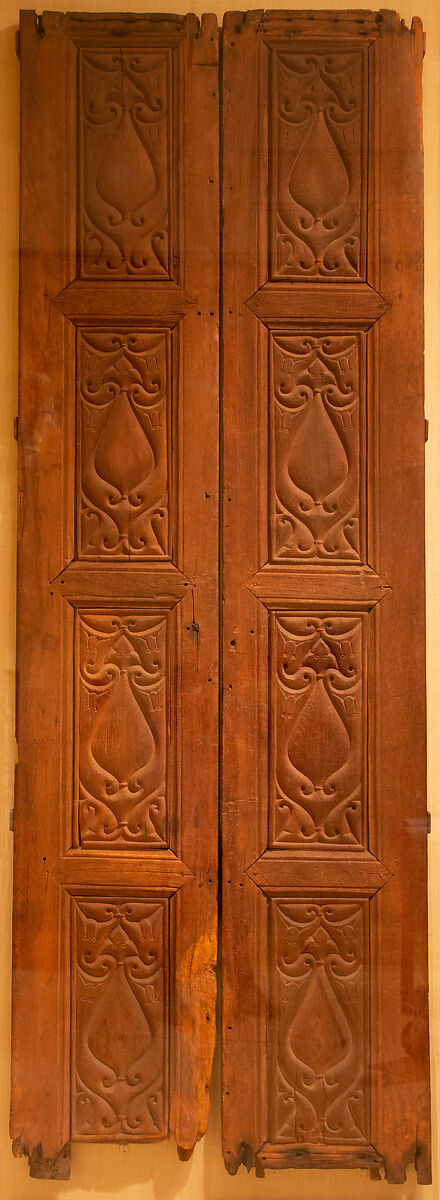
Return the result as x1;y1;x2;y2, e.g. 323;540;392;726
270;334;362;562
270;900;369;1145
79;50;172;277
73;899;168;1140
78;330;170;559
271;615;364;847
271;49;365;279
76;612;170;848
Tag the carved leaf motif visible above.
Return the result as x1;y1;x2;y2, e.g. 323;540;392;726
93;392;155;496
288;677;350;788
96;109;157;219
287;394;348;503
289;965;351;1076
90;669;155;787
87;967;151;1078
289;111;349;220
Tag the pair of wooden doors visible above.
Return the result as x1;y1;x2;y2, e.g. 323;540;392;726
12;8;430;1185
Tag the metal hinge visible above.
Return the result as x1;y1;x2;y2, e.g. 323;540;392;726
13;416;18;440
427;812;432;835
9;809;14;832
425;418;429;443
15;30;20;60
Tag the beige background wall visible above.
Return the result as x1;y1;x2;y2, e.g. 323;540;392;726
0;1;438;1196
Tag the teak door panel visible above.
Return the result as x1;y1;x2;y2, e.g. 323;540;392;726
12;7;430;1187
12;10;219;1178
221;8;431;1185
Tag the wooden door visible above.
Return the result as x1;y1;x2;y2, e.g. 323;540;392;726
222;9;431;1184
12;11;218;1178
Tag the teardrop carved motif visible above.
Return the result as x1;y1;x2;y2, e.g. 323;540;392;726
288;677;350;787
74;899;167;1140
272;50;365;279
288;111;350;220
271;900;368;1145
77;612;170;848
96;109;158;219
271;334;361;563
80;49;171;277
272;614;364;847
78;330;171;559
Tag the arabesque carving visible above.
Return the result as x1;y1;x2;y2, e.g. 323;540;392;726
78;330;170;559
76;612;169;848
270;333;361;562
271;899;368;1145
271;50;365;279
73;899;168;1139
271;615;364;847
79;49;171;277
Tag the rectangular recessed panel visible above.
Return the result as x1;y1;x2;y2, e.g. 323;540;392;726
77;328;172;560
269;897;369;1145
270;613;366;848
270;45;367;281
79;48;173;279
270;332;364;563
75;610;174;850
72;896;169;1140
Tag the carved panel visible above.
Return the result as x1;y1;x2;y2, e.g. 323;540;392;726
79;49;173;278
75;611;172;848
270;333;363;563
72;898;168;1140
271;614;365;847
77;330;171;559
269;899;369;1145
271;47;366;279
